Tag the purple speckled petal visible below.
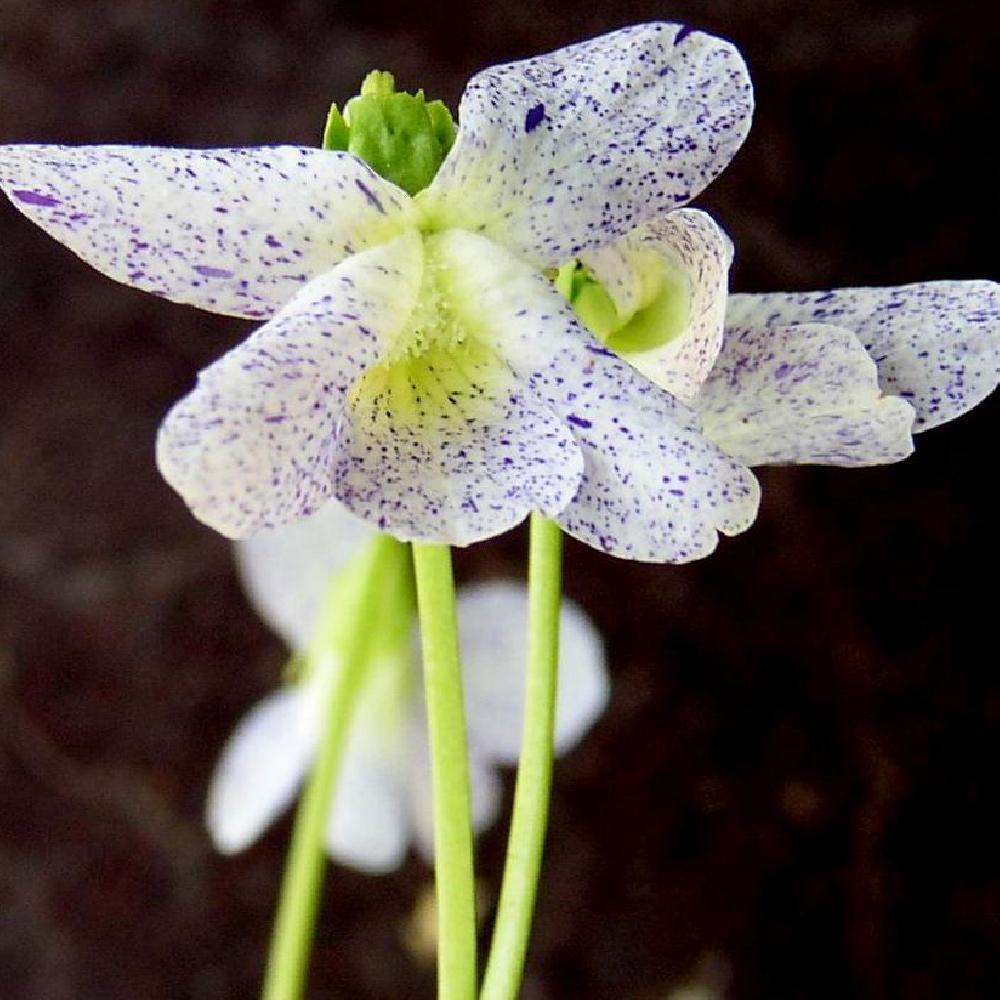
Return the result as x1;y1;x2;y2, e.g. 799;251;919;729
694;322;916;467
582;208;732;400
726;282;1000;431
437;230;759;563
0;143;413;319
421;23;753;268
233;500;374;650
156;232;423;538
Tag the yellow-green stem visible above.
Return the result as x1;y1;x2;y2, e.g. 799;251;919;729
411;542;478;1000
480;513;563;1000
261;534;405;1000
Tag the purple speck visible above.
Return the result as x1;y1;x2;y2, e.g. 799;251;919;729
585;344;616;358
194;264;235;279
774;363;792;379
566;413;592;429
264;415;286;424
13;190;60;207
674;25;696;45
354;179;385;214
265;234;283;248
525;104;545;133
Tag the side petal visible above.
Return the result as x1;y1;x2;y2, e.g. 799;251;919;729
727;282;1000;431
0;144;413;319
156;231;424;539
437;229;760;564
325;728;410;874
233;501;374;650
420;23;752;268
406;719;504;863
694;323;916;467
581;208;732;400
332;236;584;546
456;581;609;764
205;684;320;854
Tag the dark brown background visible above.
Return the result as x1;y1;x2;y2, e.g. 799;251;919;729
1;2;998;998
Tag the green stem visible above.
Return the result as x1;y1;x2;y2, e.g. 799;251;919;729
261;534;406;1000
480;513;563;1000
411;542;478;1000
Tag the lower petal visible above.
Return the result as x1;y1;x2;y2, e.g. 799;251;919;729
694;323;916;467
727;282;1000;431
156;232;423;538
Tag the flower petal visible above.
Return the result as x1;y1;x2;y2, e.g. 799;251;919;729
325;726;409;874
581;208;732;399
436;229;760;563
331;235;584;546
156;231;423;538
421;23;753;268
205;683;321;854
456;581;609;763
0;144;413;319
726;282;1000;431
233;500;374;649
406;722;504;863
694;323;916;467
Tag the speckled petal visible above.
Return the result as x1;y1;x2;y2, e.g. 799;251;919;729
582;208;732;399
421;23;752;268
205;682;321;854
332;234;584;546
694;323;916;467
727;282;1000;431
438;229;759;563
0;143;413;319
156;231;423;539
233;500;374;649
456;581;608;763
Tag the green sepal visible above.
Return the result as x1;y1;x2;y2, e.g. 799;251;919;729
324;70;457;196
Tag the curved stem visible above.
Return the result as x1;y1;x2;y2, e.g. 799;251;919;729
261;535;405;1000
480;513;563;1000
411;542;478;1000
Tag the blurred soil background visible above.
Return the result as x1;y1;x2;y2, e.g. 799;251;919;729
1;1;998;997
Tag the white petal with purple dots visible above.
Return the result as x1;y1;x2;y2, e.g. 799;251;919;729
420;22;753;269
156;231;424;539
0;144;414;319
694;322;916;467
435;230;759;562
726;282;1000;431
581;208;733;400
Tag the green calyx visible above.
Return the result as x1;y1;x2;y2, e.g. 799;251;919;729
555;253;691;356
324;70;456;196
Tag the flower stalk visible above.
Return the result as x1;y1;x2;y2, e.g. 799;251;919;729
260;534;406;1000
412;542;478;1000
480;513;564;1000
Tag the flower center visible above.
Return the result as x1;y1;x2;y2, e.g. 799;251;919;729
555;248;691;356
324;70;456;196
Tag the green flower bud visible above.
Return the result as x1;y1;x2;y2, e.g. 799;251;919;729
323;70;456;196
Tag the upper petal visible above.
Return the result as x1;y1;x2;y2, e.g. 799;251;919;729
332;233;584;546
233;500;374;650
420;23;753;268
205;682;321;854
581;208;732;399
726;282;1000;431
156;231;423;538
694;322;916;467
0;144;413;319
438;229;759;563
456;581;609;764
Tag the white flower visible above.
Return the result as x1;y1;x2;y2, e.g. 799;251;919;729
561;215;1000;470
206;502;609;873
0;23;762;564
